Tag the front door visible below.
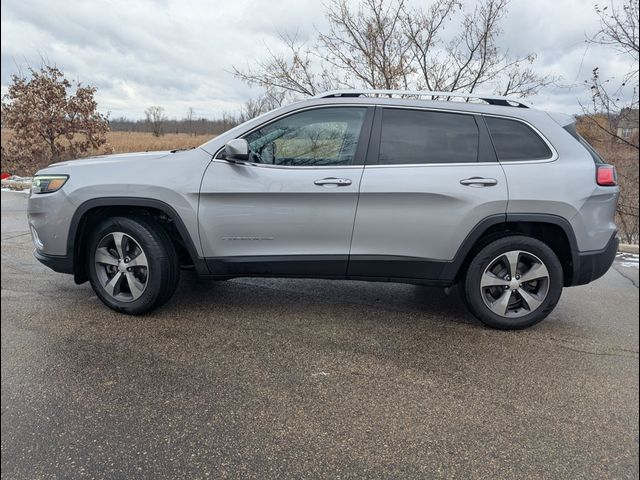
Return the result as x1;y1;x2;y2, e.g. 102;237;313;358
199;106;373;277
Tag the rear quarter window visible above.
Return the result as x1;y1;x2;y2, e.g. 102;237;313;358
485;116;552;161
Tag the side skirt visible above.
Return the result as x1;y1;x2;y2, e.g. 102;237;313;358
203;255;453;287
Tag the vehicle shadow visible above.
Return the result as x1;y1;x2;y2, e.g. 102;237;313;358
168;271;478;329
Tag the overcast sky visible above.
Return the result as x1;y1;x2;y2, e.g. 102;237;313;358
0;0;634;119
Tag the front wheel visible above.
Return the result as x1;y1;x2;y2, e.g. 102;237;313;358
463;236;564;330
87;216;180;315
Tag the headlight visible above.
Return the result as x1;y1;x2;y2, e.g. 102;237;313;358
31;175;69;194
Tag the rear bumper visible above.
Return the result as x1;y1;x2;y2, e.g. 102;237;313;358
33;249;74;274
571;233;619;286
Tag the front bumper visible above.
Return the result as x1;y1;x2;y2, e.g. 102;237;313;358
33;249;73;274
571;233;619;286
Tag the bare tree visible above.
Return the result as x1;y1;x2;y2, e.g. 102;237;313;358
579;0;639;243
237;88;287;123
403;0;551;95
186;107;195;136
319;0;413;89
233;32;338;96
1;64;110;175
582;0;639;149
145;106;168;137
234;0;552;99
592;1;639;65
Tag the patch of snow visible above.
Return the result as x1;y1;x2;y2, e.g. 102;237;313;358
0;187;30;194
1;175;33;193
616;252;639;269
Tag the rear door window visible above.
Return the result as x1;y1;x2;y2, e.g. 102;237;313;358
378;109;479;164
485;116;552;161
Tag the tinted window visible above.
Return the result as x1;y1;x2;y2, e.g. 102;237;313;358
243;107;366;166
379;109;479;164
486;117;552;161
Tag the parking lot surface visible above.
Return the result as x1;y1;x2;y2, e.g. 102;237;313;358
2;191;638;479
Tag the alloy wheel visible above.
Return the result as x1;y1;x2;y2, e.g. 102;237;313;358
94;232;149;302
480;250;550;318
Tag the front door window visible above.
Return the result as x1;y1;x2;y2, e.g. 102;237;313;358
243;107;367;167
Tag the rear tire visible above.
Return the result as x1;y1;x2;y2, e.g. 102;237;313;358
87;216;180;314
463;236;563;330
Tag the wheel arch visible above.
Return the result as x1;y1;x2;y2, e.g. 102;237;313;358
69;197;208;284
445;214;579;287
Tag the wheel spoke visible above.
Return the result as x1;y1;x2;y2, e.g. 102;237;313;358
95;247;119;266
518;288;543;312
95;231;149;302
489;290;513;316
503;250;520;278
519;262;549;284
481;272;509;288
127;250;148;268
104;271;124;296
125;272;145;300
112;232;126;259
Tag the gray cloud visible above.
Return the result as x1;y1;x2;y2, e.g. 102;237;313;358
1;0;635;118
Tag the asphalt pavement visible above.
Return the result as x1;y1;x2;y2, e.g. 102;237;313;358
1;190;638;479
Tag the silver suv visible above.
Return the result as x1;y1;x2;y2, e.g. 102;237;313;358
28;90;620;329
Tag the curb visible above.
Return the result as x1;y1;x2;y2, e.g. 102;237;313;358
618;243;639;255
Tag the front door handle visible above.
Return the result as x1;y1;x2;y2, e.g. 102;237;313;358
460;177;498;187
314;177;352;187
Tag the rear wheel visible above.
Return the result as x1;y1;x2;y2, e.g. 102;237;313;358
463;236;563;329
87;216;179;314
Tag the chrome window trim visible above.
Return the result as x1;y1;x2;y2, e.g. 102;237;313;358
209;158;363;170
366;162;500;169
373;105;558;167
212;103;559;169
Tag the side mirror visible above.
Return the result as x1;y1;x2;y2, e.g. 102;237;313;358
223;138;249;161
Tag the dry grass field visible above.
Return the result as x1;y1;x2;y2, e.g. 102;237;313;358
0;129;214;156
103;131;214;153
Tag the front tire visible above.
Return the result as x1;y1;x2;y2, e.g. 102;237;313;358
87;216;180;315
463;236;563;330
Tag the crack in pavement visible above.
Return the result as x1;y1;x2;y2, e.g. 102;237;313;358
1;231;31;241
612;264;639;288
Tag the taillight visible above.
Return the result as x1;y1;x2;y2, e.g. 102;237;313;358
596;165;617;186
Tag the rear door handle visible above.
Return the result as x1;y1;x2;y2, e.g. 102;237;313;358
460;177;498;187
314;177;352;187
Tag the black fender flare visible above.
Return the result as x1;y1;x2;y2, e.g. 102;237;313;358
441;213;580;284
68;197;209;281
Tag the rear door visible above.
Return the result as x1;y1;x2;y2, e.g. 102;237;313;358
348;106;508;280
198;106;373;277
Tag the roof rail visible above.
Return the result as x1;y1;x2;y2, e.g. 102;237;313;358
314;89;530;108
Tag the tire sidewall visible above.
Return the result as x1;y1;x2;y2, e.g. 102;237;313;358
464;236;564;330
